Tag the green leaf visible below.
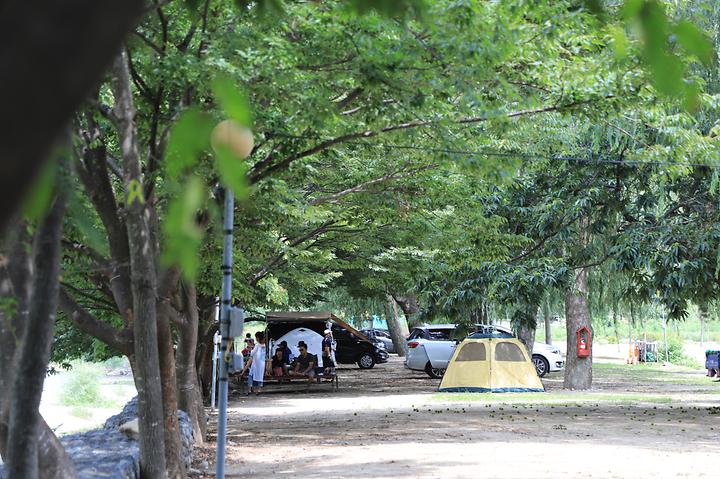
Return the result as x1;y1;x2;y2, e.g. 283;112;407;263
611;25;629;60
67;188;108;256
682;81;701;112
183;0;203;17
214;144;249;198
650;52;684;97
235;0;284;17
161;176;206;280
345;0;426;19
22;158;57;221
211;75;253;127
674;20;713;66
582;0;604;15
620;0;644;20
636;0;683;98
165;109;215;177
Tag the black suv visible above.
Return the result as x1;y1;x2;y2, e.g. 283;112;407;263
332;325;389;369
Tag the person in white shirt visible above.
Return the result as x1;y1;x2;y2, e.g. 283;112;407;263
241;331;267;395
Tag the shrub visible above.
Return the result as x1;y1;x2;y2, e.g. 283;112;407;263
657;337;700;368
60;362;102;407
103;356;128;371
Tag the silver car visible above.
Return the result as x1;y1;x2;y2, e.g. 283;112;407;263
404;324;564;378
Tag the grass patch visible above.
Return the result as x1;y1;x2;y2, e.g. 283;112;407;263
593;362;711;385
69;406;93;420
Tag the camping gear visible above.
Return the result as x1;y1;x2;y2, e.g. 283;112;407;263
274;327;325;367
438;338;544;393
636;341;658;362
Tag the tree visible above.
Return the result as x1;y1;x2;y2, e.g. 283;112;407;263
1;158;77;478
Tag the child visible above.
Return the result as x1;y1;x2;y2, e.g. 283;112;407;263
271;348;287;377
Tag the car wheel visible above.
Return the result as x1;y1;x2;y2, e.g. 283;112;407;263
357;353;375;369
532;355;550;378
424;362;445;379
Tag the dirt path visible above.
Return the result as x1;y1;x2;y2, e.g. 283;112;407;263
196;357;720;478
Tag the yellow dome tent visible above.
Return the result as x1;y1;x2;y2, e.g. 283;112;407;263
438;338;544;393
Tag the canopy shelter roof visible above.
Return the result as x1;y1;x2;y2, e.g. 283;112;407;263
256;311;370;342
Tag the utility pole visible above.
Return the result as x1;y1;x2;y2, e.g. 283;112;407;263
211;121;253;479
215;189;234;479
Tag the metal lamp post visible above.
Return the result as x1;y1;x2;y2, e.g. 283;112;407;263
211;120;253;479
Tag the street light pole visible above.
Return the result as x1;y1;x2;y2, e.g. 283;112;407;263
215;189;234;479
211;119;253;479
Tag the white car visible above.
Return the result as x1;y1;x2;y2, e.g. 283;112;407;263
404;324;564;378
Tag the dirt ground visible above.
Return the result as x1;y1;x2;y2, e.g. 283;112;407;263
194;357;720;478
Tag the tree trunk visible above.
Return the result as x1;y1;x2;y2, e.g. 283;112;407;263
5;190;72;478
197;336;216;400
0;217;32;405
699;305;706;346
515;304;537;358
195;299;217;401
542;300;552;345
0;217;76;479
113;50;167;477
34;420;77;479
563;267;592;390
612;307;621;352
157;309;184;478
470;305;489;326
386;295;408;356
392;294;419;330
176;283;207;444
196;323;217;401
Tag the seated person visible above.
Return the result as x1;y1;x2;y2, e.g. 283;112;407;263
278;340;292;364
289;341;316;381
271;349;288;377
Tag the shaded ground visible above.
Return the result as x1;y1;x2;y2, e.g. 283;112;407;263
196;357;720;478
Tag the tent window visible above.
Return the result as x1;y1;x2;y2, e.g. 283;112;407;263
494;342;525;361
456;342;486;361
